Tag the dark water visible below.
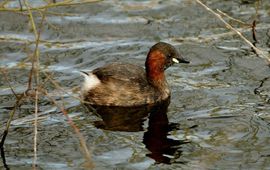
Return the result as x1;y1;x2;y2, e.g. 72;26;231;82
1;0;270;169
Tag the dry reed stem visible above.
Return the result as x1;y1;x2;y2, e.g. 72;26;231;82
0;59;27;150
41;69;99;117
0;69;19;99
24;1;38;90
1;147;9;169
0;95;24;149
252;20;258;44
0;3;94;168
2;22;270;51
195;0;270;64
23;0;43;168
33;89;38;169
42;71;98;115
0;68;23;154
216;9;250;26
43;90;95;169
22;1;94;166
43;10;76;16
0;0;103;12
42;71;85;103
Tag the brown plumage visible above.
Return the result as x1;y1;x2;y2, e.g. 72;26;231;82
81;42;189;106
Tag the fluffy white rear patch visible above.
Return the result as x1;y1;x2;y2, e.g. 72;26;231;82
81;72;101;93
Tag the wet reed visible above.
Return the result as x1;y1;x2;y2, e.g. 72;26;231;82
195;0;270;64
0;0;99;169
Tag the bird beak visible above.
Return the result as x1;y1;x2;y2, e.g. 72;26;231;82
80;71;89;76
172;55;190;64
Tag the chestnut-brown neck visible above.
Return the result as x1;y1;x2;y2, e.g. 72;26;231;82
145;50;166;88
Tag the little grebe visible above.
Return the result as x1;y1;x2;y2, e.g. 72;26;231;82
81;42;189;106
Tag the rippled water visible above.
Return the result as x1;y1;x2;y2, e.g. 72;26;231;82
1;0;270;169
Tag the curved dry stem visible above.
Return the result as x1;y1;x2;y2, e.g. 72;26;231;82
195;0;270;64
41;71;98;116
0;147;9;169
42;89;94;169
216;9;250;26
0;0;103;12
23;0;48;168
0;68;19;99
0;95;24;149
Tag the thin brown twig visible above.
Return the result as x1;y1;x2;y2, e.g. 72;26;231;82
43;10;76;16
195;0;270;64
217;9;250;26
1;2;97;166
252;20;258;44
42;71;97;112
1;147;9;169
0;94;24;149
0;65;27;150
42;72;84;101
23;0;47;168
252;0;260;45
25;3;38;91
42;89;94;169
33;89;38;170
254;0;261;19
0;68;19;99
0;0;103;12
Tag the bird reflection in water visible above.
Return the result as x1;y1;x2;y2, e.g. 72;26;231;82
88;99;189;164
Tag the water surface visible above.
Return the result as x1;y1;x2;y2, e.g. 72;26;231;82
1;0;270;169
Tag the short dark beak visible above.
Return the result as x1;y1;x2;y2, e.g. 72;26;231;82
175;54;190;64
80;71;89;76
178;57;190;64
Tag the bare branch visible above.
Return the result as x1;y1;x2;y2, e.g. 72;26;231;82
195;0;270;64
